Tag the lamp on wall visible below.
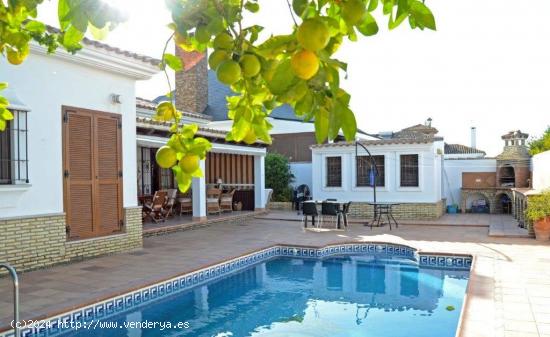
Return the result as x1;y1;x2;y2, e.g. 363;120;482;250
110;94;122;104
217;178;223;189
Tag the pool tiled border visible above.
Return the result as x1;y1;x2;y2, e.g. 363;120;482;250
0;242;472;337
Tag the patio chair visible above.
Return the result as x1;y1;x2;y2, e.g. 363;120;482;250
302;202;319;228
161;189;178;220
178;191;192;216
206;188;222;214
321;201;340;228
220;189;236;212
142;190;168;223
338;202;351;229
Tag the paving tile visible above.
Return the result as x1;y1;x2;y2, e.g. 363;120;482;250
0;214;549;337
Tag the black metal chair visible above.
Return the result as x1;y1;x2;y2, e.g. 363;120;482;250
321;202;340;228
302;202;319;228
339;201;351;228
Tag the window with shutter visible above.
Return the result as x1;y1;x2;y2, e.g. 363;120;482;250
63;107;123;239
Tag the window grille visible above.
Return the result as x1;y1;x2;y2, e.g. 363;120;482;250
326;156;342;187
0;109;28;184
137;147;152;195
400;154;419;187
356;155;385;187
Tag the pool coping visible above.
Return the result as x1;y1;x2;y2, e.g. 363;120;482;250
0;241;473;337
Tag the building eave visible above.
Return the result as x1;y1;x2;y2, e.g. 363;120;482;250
30;43;160;80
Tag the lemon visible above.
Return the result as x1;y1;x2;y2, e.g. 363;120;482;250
208;50;230;70
179;154;200;174
156;146;178;169
6;47;29;66
243;129;256;144
240;54;261;78
217;60;242;85
342;0;366;26
297;18;330;52
291;50;320;80
213;32;233;50
195;25;211;44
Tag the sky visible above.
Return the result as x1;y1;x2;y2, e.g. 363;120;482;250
36;0;550;156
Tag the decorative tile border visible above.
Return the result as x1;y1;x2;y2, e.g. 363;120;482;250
0;242;471;337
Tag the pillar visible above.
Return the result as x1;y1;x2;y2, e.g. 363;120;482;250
254;155;266;210
192;159;207;222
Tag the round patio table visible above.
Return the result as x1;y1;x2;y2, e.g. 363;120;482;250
366;202;400;229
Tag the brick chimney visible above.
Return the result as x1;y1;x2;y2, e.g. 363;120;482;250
174;47;208;115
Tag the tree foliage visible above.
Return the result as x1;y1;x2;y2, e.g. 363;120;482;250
1;0;436;192
529;126;550;155
265;152;294;201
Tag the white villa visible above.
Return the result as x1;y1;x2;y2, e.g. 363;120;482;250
0;35;268;272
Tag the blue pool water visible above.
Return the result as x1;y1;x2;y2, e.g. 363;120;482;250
59;255;469;337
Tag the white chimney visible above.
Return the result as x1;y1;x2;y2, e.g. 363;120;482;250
470;127;477;149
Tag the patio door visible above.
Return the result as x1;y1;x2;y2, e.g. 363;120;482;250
63;107;123;239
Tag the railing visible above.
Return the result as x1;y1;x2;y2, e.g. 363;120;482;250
0;263;19;337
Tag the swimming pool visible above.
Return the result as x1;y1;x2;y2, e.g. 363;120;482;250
4;244;471;337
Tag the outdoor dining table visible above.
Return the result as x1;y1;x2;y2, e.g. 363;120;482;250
366;202;401;229
302;200;348;229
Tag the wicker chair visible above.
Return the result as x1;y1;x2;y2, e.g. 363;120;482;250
178;191;193;215
206;188;222;214
220;189;236;212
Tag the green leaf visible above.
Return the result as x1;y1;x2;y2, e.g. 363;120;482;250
89;23;109;40
314;108;329;144
0;83;7;91
292;0;308;17
409;0;436;30
357;13;378;36
58;0;71;30
257;35;294;58
328;107;342;141
0;107;13;120
267;59;296;95
162;53;183;72
341;105;357;141
62;26;84;49
0;119;6;132
367;0;379;12
25;20;46;34
244;1;260;13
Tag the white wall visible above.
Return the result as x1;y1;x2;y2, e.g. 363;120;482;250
532;150;550;191
290;162;312;188
442;158;497;206
311;142;444;203
0;51;142;218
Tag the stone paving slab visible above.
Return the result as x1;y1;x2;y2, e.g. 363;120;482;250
0;217;549;337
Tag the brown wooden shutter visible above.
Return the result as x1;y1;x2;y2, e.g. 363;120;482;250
64;110;95;239
63;107;123;239
95;115;123;235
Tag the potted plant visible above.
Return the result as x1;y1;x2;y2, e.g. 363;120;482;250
526;190;550;241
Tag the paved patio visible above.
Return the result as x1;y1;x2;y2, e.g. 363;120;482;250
1;216;549;337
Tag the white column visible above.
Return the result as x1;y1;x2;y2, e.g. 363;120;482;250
254;155;266;210
192;159;207;221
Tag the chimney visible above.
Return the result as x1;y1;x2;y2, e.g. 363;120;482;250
174;47;208;115
470;127;477;149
